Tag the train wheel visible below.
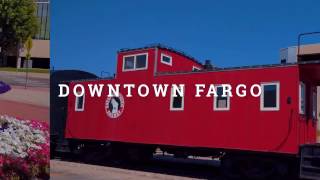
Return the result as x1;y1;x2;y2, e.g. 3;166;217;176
126;147;141;161
68;141;84;161
82;150;103;164
127;147;154;162
221;154;279;179
220;155;242;179
82;144;113;164
240;157;276;179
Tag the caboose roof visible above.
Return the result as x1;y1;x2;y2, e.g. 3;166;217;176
65;60;320;83
118;44;203;66
157;60;320;76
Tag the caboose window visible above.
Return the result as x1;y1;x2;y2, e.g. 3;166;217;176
124;56;134;70
123;53;148;71
299;82;306;114
136;54;147;69
214;86;230;111
260;82;279;111
161;53;172;66
170;86;184;111
75;94;85;111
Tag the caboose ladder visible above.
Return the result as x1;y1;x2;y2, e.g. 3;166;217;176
300;144;320;179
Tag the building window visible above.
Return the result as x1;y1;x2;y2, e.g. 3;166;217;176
75;94;85;111
299;82;306;114
170;86;184;111
161;54;172;66
312;90;317;119
34;1;50;40
214;86;230;111
260;82;280;111
192;66;201;71
123;53;148;71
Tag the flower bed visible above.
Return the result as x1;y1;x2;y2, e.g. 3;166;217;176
0;81;11;94
0;115;49;179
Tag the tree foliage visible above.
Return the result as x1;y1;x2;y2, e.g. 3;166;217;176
0;0;39;53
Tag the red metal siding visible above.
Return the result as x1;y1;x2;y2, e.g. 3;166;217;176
157;49;202;73
65;65;306;155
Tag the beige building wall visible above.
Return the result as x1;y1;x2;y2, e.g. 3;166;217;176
300;44;320;55
20;40;49;58
16;39;50;68
280;43;320;63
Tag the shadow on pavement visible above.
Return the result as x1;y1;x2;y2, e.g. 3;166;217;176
55;154;225;180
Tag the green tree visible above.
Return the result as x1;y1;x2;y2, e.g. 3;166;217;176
0;0;39;66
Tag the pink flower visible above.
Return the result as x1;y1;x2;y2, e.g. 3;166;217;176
0;116;49;179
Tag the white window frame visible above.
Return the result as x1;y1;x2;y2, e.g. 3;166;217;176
213;85;230;111
260;82;280;111
170;86;184;111
160;53;172;66
122;53;148;71
75;94;85;112
192;66;201;71
299;82;306;114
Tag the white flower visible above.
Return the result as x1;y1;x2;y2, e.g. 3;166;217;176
0;115;47;158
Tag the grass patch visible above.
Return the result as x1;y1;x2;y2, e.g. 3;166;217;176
0;67;49;74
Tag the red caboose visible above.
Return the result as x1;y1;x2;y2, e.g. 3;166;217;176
63;44;320;179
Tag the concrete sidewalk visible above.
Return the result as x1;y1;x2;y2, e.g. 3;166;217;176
0;71;49;88
0;71;49;79
51;160;197;180
0;71;49;121
0;100;49;122
0;86;49;107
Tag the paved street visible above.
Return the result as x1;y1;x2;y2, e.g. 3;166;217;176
0;71;49;88
51;156;223;180
0;71;49;121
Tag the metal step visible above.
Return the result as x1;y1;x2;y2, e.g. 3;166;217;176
303;155;320;160
300;144;320;179
302;165;320;172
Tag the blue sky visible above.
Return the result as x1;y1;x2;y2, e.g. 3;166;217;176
52;0;320;76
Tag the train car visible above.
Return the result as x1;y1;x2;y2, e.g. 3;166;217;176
60;44;320;179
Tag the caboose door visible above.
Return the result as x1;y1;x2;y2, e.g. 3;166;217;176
299;63;320;144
